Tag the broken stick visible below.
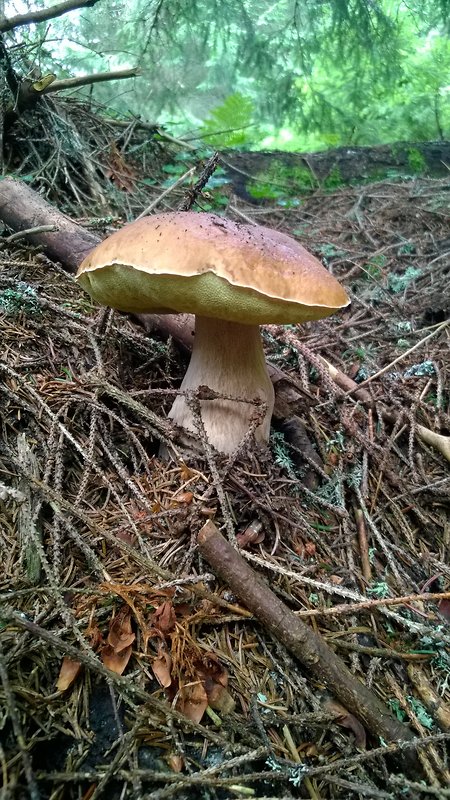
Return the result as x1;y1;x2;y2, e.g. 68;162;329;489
197;519;415;751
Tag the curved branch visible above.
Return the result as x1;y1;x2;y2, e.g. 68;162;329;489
0;0;102;34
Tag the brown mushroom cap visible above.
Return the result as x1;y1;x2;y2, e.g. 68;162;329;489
76;212;349;324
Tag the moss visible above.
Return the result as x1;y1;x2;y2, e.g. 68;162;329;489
323;165;343;189
248;160;317;201
407;147;427;174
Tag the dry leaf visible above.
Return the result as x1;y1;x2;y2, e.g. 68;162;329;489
152;601;176;634
56;657;82;691
172;491;194;505
167;754;184;773
104;143;136;193
86;624;103;650
152;643;172;688
115;529;137;546
178;680;208;724
325;699;367;749
107;607;135;653
197;655;235;715
237;520;265;548
179;463;195;481
102;642;133;675
205;682;235;714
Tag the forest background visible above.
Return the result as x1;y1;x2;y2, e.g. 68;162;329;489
4;0;450;155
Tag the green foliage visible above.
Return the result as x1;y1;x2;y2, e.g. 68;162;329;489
407;698;434;729
323;166;344;189
367;581;390;598
364;254;387;280
199;93;256;148
9;0;450;152
389;699;406;722
407;148;427;173
270;430;297;476
247;162;316;202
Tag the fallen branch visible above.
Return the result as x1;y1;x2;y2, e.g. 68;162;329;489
0;178;314;425
319;357;450;463
0;178;99;270
197;519;415;750
41;68;141;94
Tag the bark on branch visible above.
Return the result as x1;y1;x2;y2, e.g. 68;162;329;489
0;177;99;270
0;0;102;33
197;520;415;751
41;68;141;94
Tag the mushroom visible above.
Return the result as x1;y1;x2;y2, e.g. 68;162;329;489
76;212;349;454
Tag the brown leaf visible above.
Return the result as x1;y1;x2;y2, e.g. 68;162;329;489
115;529;137;546
236;520;265;548
86;625;104;650
152;643;172;688
205;681;235;714
179;463;195;481
197;655;235;715
102;642;133;675
152;601;176;634
56;657;82;691
103;143;136;193
107;607;135;653
325;699;367;749
172;491;194;505
178;680;208;724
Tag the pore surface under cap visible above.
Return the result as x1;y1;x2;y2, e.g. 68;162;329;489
76;211;349;324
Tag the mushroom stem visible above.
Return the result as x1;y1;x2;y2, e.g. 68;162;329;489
169;316;275;453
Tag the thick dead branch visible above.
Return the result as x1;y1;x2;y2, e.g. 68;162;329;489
197;520;415;751
42;68;141;94
0;177;98;270
0;0;101;33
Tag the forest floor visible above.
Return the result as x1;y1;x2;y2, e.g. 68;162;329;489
0;100;449;799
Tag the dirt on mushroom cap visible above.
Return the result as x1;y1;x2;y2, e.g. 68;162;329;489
76;212;349;323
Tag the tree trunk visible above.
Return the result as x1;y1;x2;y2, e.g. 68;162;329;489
223;140;450;202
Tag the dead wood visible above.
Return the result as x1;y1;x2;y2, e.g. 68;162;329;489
0;177;99;270
223;141;450;202
197;520;416;752
0;0;101;33
41;68;142;95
